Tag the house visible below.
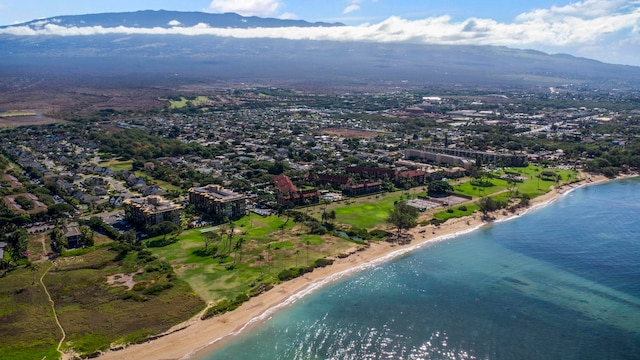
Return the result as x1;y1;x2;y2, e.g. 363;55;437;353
189;184;246;223
63;222;83;249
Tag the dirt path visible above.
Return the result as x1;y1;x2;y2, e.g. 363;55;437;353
39;262;67;359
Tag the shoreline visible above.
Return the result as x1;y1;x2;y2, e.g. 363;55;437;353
95;173;631;360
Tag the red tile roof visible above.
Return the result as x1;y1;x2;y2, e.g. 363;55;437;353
273;174;298;193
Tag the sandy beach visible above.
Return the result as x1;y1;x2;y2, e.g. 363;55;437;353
95;173;619;360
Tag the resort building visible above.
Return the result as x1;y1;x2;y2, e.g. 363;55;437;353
345;167;428;188
273;173;319;207
123;195;183;228
188;184;246;222
406;147;527;169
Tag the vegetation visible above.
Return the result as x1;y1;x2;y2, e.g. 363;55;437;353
387;202;420;238
0;243;205;358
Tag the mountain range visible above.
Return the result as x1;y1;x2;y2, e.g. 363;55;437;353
1;10;639;90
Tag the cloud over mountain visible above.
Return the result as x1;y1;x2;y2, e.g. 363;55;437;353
1;0;638;65
206;0;282;17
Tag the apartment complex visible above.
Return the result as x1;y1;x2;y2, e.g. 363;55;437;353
188;184;246;222
123;195;183;227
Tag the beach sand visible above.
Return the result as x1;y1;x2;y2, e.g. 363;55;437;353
95;173;616;360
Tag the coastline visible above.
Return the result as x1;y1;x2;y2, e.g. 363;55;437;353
95;173;628;360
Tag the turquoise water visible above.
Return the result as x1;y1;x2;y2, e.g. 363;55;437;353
202;178;640;360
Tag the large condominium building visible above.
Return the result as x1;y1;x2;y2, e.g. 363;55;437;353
188;184;246;222
123;195;183;227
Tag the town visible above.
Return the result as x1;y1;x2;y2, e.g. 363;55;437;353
1;86;639;358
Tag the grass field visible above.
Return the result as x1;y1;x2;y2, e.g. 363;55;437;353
305;190;419;229
148;215;354;302
0;111;38;118
0;265;61;360
99;159;133;172
169;96;211;109
133;170;181;191
0;243;205;358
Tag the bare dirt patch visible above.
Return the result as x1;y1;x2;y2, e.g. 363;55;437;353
106;269;143;290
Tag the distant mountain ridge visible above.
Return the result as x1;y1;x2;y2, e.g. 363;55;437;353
1;10;343;29
1;11;639;90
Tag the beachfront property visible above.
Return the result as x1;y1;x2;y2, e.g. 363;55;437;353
345;166;429;188
406;147;528;169
309;173;383;196
273;173;319;207
188;184;246;223
123;195;183;228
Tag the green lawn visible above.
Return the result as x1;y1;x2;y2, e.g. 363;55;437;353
434;203;479;221
133;171;181;192
169;96;211;109
147;216;353;302
430;165;578;221
99;159;132;172
305;191;415;229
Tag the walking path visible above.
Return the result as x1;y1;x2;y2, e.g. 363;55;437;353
39;262;66;359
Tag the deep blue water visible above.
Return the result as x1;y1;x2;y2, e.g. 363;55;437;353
202;178;640;360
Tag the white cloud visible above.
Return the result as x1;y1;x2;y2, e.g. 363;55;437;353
279;12;298;20
206;0;282;17
516;0;634;21
1;0;638;65
343;5;360;15
168;20;181;26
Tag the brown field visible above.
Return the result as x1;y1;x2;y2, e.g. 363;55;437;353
0;114;66;128
319;128;384;138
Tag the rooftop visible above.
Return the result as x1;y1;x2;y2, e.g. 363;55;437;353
124;196;183;214
190;184;244;201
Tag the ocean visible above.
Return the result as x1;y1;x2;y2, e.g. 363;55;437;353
202;177;640;360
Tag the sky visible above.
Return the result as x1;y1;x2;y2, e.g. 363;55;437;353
1;0;639;66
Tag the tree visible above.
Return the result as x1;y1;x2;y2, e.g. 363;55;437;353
233;237;245;265
80;226;95;247
7;229;29;260
50;227;66;254
427;180;453;197
477;197;507;219
386;202;419;241
202;231;220;252
327;210;336;225
148;221;180;238
121;229;138;245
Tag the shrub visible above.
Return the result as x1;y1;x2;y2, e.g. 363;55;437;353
142;282;174;295
314;258;334;268
248;283;274;298
146;237;179;248
369;229;391;239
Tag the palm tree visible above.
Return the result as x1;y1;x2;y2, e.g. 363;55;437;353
233;237;245;265
267;244;272;273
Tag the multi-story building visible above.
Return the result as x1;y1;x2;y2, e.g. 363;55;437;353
123;195;183;228
406;147;527;169
188;184;246;222
273;173;319;207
